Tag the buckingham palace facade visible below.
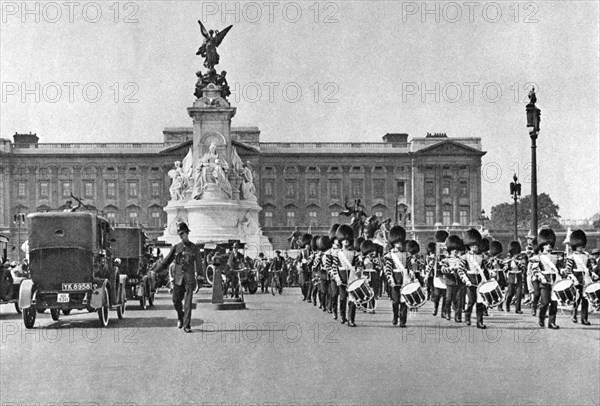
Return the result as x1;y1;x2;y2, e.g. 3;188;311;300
0;130;485;257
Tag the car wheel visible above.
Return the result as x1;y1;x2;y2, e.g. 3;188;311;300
97;287;110;327
117;300;125;319
139;293;147;310
14;303;22;314
50;308;60;321
23;307;36;329
62;309;71;315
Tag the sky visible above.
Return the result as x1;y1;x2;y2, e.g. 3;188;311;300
1;1;599;220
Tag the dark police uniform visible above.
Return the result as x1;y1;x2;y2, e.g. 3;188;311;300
156;224;202;332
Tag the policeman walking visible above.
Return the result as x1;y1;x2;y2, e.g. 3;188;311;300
154;222;202;333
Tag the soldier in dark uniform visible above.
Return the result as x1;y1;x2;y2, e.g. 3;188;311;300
317;236;332;312
504;241;525;314
530;228;560;329
270;250;285;294
297;234;313;301
384;226;410;327
154;222;202;333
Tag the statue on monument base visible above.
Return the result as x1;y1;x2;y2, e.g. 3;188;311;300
193;142;232;200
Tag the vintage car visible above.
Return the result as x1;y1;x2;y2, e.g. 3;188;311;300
111;227;156;309
0;235;29;313
19;212;127;328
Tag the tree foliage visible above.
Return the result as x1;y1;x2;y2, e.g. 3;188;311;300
490;193;562;231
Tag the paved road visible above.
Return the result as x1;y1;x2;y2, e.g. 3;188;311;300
1;287;599;406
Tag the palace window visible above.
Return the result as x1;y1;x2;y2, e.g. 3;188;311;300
397;180;406;197
373;179;385;199
150;210;162;228
351;180;363;198
39;182;49;198
62;182;71;198
128;210;139;226
264;181;273;197
442;183;450;196
308;181;318;198
308;211;318;226
425;209;435;226
459;180;468;196
106;211;117;226
425;180;435;197
329;181;340;198
459;209;469;225
128;182;138;198
84;182;94;198
106;182;116;198
264;211;273;227
17;182;26;197
375;211;383;218
286;211;295;227
331;211;339;225
286;182;296;198
442;210;451;225
151;182;161;197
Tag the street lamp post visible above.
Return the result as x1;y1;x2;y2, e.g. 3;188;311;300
510;173;522;241
13;213;26;262
526;87;541;236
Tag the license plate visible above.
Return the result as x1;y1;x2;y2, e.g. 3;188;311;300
57;293;70;303
62;283;91;291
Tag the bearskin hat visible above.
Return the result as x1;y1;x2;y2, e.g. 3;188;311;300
537;228;556;249
360;239;376;256
426;241;437;254
435;230;449;243
464;228;483;248
489;240;503;256
406;240;420;255
389;226;407;246
481;238;491;253
336;224;354;245
301;233;313;248
317;236;332;252
354;236;365;252
328;224;340;240
569;229;587;250
311;235;320;251
508;241;522;256
445;235;464;253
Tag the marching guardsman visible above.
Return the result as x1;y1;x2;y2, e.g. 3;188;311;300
309;235;321;307
523;231;538;308
360;239;382;313
325;224;341;318
317;236;332;312
406;240;425;288
565;229;598;326
332;224;359;327
530;228;560;329
424;242;435;300
384;226;411;327
441;235;465;323
504;241;526;314
431;230;449;318
458;229;488;329
153;222;202;333
487;240;505;311
297;234;313;301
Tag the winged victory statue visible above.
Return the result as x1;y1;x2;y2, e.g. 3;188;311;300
196;20;233;70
